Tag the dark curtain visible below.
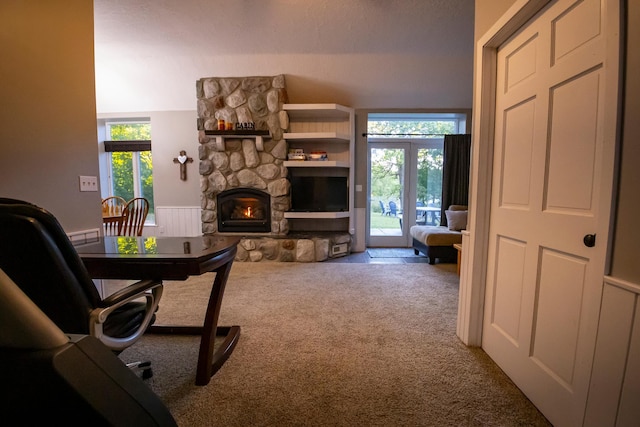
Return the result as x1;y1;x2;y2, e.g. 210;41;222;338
440;134;471;227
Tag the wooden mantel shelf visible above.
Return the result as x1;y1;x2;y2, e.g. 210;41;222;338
204;130;271;151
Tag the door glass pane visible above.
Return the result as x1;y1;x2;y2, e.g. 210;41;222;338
415;147;443;226
369;148;405;236
138;151;155;221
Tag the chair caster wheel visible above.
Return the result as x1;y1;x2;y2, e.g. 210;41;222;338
126;360;153;379
142;368;153;380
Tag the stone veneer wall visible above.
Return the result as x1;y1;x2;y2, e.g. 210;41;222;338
196;75;290;236
196;74;352;262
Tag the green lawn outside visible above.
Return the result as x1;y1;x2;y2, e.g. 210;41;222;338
370;212;402;229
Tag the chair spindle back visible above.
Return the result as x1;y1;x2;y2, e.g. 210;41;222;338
119;198;149;236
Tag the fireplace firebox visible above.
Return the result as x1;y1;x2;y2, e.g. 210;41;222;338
217;188;271;233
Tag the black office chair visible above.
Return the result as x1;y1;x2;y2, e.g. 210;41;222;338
0;267;176;426
0;198;163;368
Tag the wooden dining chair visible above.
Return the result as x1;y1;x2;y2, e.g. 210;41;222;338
119;198;150;236
101;196;126;217
101;196;126;236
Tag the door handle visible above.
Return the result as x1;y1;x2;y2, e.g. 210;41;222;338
583;234;596;247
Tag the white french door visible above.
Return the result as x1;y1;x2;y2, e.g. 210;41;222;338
367;140;443;247
368;143;409;247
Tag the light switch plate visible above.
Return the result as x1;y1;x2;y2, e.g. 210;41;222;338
79;175;98;192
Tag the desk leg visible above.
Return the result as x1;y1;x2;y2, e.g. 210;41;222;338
147;257;240;386
196;260;240;385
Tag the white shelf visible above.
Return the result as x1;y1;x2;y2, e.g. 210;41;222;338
283;131;351;142
283;103;352;120
284;160;349;168
284;211;351;219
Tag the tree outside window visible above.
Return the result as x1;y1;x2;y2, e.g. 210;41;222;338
106;122;155;222
417;147;444;207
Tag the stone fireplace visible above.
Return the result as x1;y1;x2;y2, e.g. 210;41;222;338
196;74;290;236
196;74;352;261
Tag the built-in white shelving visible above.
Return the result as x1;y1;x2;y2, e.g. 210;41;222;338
284;103;353;118
282;132;351;143
283;103;355;233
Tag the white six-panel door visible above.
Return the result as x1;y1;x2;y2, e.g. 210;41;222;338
481;0;619;425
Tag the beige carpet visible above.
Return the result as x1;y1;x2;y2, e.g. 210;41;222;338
119;262;550;426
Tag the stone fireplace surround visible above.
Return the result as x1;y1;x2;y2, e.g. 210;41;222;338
196;74;351;262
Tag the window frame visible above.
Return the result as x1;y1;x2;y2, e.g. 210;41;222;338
104;120;155;224
365;112;467;247
366;112;467;139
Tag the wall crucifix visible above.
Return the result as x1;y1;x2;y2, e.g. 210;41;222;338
173;150;193;181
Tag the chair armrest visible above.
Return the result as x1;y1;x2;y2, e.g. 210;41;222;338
100;279;162;307
90;280;163;352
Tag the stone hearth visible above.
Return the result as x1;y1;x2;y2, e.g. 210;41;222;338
235;232;352;262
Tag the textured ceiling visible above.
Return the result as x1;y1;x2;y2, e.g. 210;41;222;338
93;0;475;112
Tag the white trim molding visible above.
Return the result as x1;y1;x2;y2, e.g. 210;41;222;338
67;228;101;245
584;276;640;425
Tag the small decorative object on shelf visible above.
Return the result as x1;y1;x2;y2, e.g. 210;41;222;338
287;148;306;161
217;119;225;130
308;151;328;161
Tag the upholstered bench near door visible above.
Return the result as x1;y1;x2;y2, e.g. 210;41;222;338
410;225;462;264
410;205;467;264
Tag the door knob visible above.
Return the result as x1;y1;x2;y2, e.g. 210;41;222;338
583;234;596;247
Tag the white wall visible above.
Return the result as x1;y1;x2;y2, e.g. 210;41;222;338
97;111;202;224
92;1;477;227
93;0;475;113
98;111;201;206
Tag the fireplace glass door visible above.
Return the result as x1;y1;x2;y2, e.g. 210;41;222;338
217;188;270;233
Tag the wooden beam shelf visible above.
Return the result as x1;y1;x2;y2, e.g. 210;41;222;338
203;130;271;151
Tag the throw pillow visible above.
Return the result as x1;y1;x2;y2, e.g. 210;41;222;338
448;204;468;211
445;210;468;231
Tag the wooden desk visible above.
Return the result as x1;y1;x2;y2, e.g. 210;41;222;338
76;235;241;386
